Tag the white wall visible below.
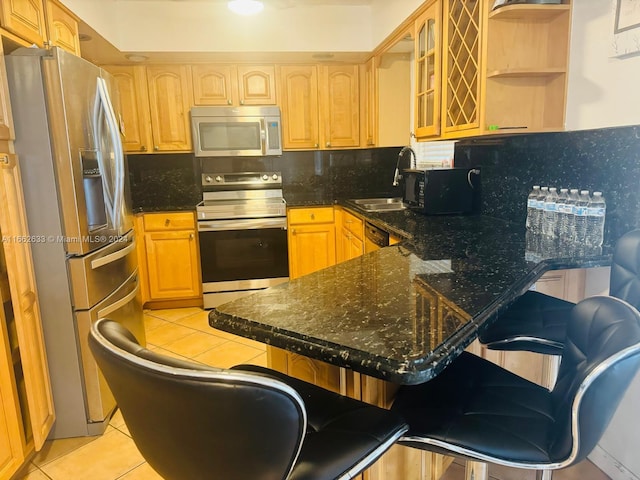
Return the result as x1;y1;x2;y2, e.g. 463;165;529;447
62;0;424;54
566;1;640;130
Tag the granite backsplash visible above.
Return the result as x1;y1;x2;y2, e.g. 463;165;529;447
128;147;405;211
453;124;640;248
127;124;640;248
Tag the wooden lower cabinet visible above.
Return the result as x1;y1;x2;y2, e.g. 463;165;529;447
0;153;55;479
336;208;364;263
135;212;202;306
287;207;336;279
267;345;453;479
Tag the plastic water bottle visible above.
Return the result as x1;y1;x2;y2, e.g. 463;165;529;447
561;189;579;244
555;188;569;238
536;187;548;236
573;190;590;243
526;186;541;234
542;187;558;238
586;192;606;247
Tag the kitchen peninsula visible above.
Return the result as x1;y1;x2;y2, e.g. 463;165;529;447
209;210;609;385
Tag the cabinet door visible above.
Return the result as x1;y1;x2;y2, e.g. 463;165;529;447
414;2;441;138
45;0;80;56
145;230;200;300
362;58;377;147
145;65;193;152
320;65;360;148
288;224;336;279
441;0;483;134
0;45;15;142
191;64;237;106
0;153;54;450
0;0;47;47
277;65;320;150
104;65;153;153
0;307;24;480
236;65;276;105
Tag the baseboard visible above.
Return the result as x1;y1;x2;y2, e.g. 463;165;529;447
588;445;640;480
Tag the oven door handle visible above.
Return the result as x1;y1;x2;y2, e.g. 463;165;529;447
198;218;287;231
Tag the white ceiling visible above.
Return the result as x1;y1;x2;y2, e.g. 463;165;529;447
64;0;422;65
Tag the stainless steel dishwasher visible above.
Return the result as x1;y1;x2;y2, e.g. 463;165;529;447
364;221;390;253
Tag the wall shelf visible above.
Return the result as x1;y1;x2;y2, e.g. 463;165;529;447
489;4;570;21
487;67;565;78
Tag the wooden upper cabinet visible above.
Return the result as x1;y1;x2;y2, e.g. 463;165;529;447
44;0;80;56
236;65;276;105
320;65;360;149
103;65;153;153
362;58;377;147
192;64;276;106
414;1;441;139
278;64;360;150
442;0;482;135
192;64;237;106
0;45;15;142
277;65;320;150
145;65;193;152
0;0;47;47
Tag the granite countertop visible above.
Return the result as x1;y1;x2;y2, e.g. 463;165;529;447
209;208;611;385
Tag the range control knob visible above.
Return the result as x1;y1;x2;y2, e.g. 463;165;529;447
262;174;269;181
272;173;279;180
215;176;223;182
204;175;213;183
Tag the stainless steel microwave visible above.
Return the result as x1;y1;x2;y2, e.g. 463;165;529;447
191;106;282;157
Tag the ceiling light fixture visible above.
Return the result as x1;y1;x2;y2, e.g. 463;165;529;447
228;0;264;16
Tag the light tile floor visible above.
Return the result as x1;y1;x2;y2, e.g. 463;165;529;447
14;307;611;480
15;307;267;480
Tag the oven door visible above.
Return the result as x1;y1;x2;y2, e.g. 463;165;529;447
198;218;289;293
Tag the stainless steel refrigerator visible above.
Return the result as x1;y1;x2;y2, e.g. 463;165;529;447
5;47;145;439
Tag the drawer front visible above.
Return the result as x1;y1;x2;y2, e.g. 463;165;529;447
342;210;363;239
143;212;194;231
288;207;334;225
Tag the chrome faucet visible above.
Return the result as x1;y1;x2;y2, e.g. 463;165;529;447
393;146;416;186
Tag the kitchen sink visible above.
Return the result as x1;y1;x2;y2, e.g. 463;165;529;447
348;197;406;212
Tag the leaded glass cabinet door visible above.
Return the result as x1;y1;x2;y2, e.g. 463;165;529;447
442;0;483;134
414;2;441;139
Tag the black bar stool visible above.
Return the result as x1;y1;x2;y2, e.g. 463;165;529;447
89;319;408;480
479;229;640;355
391;295;640;479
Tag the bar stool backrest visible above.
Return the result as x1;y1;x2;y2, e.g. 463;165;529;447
89;319;306;480
610;229;640;308
549;296;640;464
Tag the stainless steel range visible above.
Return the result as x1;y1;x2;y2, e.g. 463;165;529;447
197;172;289;309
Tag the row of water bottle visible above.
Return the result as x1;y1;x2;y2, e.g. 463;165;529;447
526;186;606;248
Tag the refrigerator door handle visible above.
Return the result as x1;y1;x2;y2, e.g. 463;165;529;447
93;78;125;231
90;241;135;270
98;283;139;318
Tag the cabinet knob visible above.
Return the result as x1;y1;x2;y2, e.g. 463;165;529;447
326;142;331;148
291;228;296;235
0;155;9;165
164;219;170;227
189;233;194;240
240;100;245;105
140;145;147;152
314;143;319;148
310;213;315;220
154;145;159;151
227;99;232;105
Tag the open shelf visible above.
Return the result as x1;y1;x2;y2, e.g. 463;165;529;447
487;67;565;78
489;4;571;21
